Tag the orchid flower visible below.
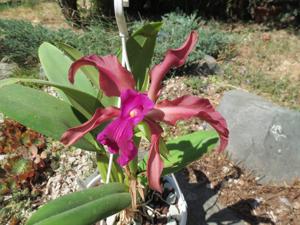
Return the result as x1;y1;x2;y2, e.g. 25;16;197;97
60;31;229;192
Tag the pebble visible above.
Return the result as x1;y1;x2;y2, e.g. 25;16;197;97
293;201;300;209
42;148;96;202
279;197;292;207
222;166;230;173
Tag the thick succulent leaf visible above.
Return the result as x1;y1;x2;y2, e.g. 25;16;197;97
38;42;97;101
58;43;119;107
138;130;219;175
0;78;102;118
0;84;97;151
11;158;32;175
119;22;162;90
57;42;99;88
26;183;130;225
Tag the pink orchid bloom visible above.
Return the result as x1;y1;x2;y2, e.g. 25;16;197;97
60;31;229;193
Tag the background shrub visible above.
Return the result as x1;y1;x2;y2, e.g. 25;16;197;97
0;20;56;65
0;13;235;70
131;13;236;69
0;19;118;66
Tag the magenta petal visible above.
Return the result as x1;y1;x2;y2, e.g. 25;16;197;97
145;119;164;193
153;95;229;152
69;55;135;97
97;118;137;166
148;31;198;101
120;89;154;124
60;107;119;146
96;90;154;166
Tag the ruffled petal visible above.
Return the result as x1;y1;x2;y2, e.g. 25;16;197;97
152;96;229;152
97;118;137;166
148;31;198;101
60;107;119;146
69;55;135;97
145;119;164;193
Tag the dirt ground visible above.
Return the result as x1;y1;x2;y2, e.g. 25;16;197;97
0;1;69;28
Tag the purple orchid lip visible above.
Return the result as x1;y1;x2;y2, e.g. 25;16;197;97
97;89;154;166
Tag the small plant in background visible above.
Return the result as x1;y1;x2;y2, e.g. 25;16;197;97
0;119;47;195
0;119;53;224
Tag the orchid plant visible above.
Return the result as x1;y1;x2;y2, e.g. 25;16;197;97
0;23;228;225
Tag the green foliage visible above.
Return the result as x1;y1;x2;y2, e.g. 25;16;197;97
38;42;98;102
0;19;118;66
70;24;119;56
26;183;131;225
1;77;102;118
57;42;99;87
132;12;236;73
0;84;98;151
0;14;235;70
0;20;53;66
121;22;162;90
9;67;42;89
0;0;41;12
138;130;219;175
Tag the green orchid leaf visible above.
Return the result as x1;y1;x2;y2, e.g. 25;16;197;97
26;183;130;225
57;42;119;107
0;84;98;151
138;130;219;174
38;42;97;101
57;42;100;88
159;138;169;159
118;22;162;91
0;78;102;118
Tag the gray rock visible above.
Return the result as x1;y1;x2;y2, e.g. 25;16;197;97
0;61;18;80
218;90;300;184
190;55;223;75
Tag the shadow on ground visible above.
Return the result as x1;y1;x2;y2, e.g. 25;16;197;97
175;169;275;225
